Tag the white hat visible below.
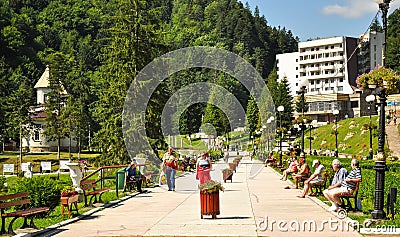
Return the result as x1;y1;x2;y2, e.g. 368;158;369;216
312;160;319;166
131;160;137;166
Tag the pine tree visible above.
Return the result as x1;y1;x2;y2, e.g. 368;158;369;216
94;0;164;164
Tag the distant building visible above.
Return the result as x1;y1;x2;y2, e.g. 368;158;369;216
358;31;384;74
22;66;77;152
276;34;383;125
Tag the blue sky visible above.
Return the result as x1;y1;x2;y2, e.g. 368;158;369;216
242;0;400;42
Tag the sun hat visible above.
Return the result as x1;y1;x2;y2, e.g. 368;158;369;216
312;159;319;166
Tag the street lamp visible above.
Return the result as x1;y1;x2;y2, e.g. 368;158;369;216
366;94;376;159
333;109;339;158
371;0;391;220
297;81;308;153
267;116;275;152
277;106;284;166
308;123;313;155
262;125;266;158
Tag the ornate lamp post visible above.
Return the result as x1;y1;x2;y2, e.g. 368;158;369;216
333;109;339;158
268;116;275;152
308;123;313;155
277;106;284;166
366;94;376;159
370;0;392;220
262;125;266;158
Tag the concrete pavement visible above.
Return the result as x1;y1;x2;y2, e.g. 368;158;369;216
37;156;362;237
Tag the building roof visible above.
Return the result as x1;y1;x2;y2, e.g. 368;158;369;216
34;65;68;94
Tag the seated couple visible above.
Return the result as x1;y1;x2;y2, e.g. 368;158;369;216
297;159;325;198
282;156;313;189
323;158;361;212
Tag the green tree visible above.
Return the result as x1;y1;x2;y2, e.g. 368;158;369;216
246;93;259;137
94;0;164;164
44;52;74;160
387;8;400;72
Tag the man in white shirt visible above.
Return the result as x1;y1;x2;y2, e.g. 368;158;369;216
297;159;324;198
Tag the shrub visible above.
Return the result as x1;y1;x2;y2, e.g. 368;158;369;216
9;176;63;212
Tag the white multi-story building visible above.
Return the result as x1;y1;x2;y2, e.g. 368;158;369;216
277;35;383;124
358;31;384;74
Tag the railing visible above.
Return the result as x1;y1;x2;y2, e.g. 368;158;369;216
81;164;146;198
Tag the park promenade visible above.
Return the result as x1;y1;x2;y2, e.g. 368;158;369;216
37;155;362;237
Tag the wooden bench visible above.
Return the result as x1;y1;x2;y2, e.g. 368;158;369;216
81;179;110;206
124;174;146;192
0;192;49;235
339;182;361;211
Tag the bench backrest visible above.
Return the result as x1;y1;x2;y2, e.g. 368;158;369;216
0;192;30;209
81;179;97;191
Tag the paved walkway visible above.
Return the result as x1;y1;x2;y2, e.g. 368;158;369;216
386;120;400;159
37;156;361;237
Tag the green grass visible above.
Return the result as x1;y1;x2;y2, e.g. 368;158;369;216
303;116;382;158
274;156;400;227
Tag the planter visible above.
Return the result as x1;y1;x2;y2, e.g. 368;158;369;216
229;163;236;173
222;169;233;183
61;194;79;217
200;190;220;219
65;162;83;193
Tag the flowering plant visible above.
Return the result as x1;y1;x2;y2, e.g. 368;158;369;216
356;66;400;94
199;180;224;193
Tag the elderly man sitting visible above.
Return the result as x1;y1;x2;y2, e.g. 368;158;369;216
126;160;143;193
323;159;348;202
297;159;325;198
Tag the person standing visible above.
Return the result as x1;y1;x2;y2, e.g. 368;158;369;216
163;147;178;191
196;152;212;185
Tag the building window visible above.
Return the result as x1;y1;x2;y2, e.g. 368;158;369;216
311;88;315;92
331;79;335;83
330;87;334;90
296;59;298;62
296;67;298;70
310;80;314;85
34;131;40;141
325;87;329;91
339;78;344;82
316;80;320;84
296;75;298;78
325;79;329;83
338;86;343;91
351;101;359;108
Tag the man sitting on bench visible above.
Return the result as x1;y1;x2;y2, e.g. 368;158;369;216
127;160;143;193
324;158;362;212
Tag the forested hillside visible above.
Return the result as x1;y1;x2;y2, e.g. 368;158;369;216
1;0;397;164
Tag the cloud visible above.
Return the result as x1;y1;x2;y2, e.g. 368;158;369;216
322;0;400;19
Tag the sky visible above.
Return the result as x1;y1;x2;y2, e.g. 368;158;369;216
242;0;400;42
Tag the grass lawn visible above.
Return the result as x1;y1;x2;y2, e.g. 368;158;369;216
273;156;400;228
